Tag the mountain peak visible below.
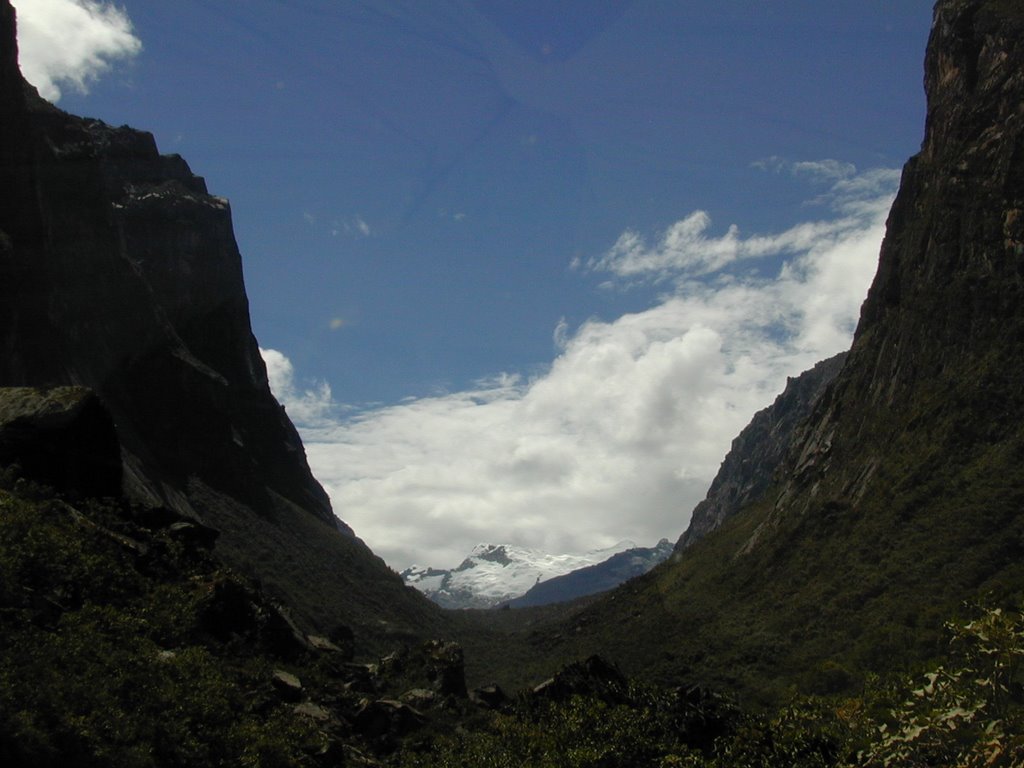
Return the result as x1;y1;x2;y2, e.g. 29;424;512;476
403;540;646;609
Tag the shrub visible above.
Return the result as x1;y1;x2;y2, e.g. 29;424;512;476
857;605;1024;767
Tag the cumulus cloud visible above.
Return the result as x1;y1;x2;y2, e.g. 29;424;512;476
13;0;142;102
268;164;899;571
260;347;336;426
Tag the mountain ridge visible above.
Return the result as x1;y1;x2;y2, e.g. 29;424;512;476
676;352;847;551
504;538;673;608
0;0;444;648
403;540;644;609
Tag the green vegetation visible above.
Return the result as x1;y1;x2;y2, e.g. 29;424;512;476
0;480;335;767
459;393;1024;706
6;468;1021;767
400;605;1024;767
857;606;1024;767
397;687;731;768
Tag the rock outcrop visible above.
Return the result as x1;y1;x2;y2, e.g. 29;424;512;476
0;0;442;645
0;387;121;498
531;655;630;705
765;0;1024;528
675;354;846;551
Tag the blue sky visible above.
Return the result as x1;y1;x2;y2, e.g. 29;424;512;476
15;0;934;569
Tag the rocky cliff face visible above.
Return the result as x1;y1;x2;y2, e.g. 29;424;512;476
0;1;441;644
0;387;121;499
675;353;846;551
535;0;1024;697
0;62;329;528
760;0;1024;535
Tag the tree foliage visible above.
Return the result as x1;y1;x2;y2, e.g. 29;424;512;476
858;605;1024;768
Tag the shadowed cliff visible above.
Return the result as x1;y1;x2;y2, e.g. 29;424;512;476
0;0;443;647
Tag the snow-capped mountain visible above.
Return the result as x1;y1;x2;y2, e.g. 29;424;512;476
401;541;638;609
504;539;674;608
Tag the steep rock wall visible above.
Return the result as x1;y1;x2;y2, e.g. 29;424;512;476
675;353;846;551
0;1;442;644
763;0;1024;530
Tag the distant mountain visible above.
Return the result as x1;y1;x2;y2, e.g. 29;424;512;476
504;539;674;608
402;541;640;609
0;0;443;649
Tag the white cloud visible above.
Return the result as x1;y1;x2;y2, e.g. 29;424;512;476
330;215;372;238
260;347;336;426
268;165;899;571
586;163;899;284
590;212;743;280
752;156;857;183
552;317;570;350
13;0;142;102
791;159;857;182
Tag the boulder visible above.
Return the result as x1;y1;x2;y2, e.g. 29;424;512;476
259;600;315;660
292;701;332;722
0;387;121;498
193;575;311;659
307;634;345;654
470;684;510;710
271;669;303;702
531;655;628;705
340;663;378;694
352;698;426;742
399;688;436;709
195;577;260;643
422;640;467;698
377;649;405;676
325;623;355;661
165;520;219;549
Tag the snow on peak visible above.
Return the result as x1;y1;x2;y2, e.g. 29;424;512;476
400;540;638;609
